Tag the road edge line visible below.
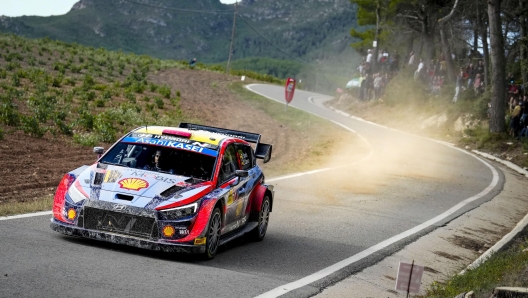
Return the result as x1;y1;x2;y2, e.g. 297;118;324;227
0;210;52;221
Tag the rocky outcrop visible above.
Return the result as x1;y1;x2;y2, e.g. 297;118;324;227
70;0;91;11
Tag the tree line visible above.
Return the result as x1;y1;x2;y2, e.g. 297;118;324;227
350;0;528;133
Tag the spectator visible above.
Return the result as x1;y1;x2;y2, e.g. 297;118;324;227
414;58;424;81
359;73;369;100
508;80;519;99
390;52;400;73
510;99;522;136
365;73;374;100
408;51;415;66
519;96;528;139
519;95;528;125
453;68;465;103
475;60;485;77
373;73;383;100
466;63;475;89
189;58;197;67
366;49;373;64
473;73;483;95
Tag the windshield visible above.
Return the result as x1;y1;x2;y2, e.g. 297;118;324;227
100;142;217;181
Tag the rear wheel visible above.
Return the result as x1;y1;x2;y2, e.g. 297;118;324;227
250;195;270;241
203;207;221;260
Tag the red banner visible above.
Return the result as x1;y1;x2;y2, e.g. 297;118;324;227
285;78;296;104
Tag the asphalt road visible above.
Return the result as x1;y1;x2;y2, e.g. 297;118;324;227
0;84;503;298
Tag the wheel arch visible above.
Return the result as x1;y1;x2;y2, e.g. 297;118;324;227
250;184;274;214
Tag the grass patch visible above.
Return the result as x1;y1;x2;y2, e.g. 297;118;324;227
425;238;528;297
0;195;53;217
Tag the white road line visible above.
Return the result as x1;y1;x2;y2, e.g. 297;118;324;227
0;210;52;221
247;84;500;298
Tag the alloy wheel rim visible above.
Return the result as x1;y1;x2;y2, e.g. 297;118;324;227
208;212;221;254
259;200;270;236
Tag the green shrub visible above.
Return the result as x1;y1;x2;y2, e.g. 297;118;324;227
64;77;76;86
6;61;20;71
94;84;108;91
21;115;47;137
102;90;112;99
170;97;180;106
176;91;181;97
73;132;98;146
15;69;28;79
94;98;105;107
81;91;96;101
82;74;95;90
158;85;171;99
77;109;94;130
154;96;164;109
0;99;20;126
149;83;158;92
130;81;145;94
71;64;82;73
141;96;151;102
11;74;20;87
125;91;136;103
94;112;116;142
52;74;64;87
0;127;3;140
0;68;6;79
55;118;73;136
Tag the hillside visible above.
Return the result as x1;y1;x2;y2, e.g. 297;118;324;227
0;0;359;65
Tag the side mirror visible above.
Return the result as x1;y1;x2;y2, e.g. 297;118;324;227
93;147;104;154
94;147;104;159
255;143;272;164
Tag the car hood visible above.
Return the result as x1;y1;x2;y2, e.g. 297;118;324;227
73;164;212;209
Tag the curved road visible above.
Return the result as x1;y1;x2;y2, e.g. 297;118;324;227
0;84;503;298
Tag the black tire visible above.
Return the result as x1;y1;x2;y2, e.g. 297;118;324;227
203;207;222;260
250;195;270;241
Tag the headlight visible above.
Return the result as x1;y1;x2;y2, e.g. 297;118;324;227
67;180;89;203
159;202;199;220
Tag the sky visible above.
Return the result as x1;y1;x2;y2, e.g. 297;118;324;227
1;0;239;17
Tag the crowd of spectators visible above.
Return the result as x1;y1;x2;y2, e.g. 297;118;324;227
356;49;400;101
348;49;528;139
349;48;528;140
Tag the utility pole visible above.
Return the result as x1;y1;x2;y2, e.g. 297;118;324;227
372;0;380;74
226;1;237;74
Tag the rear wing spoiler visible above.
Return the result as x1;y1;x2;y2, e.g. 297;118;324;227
179;122;272;163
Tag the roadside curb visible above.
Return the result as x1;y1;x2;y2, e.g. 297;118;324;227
461;150;528;274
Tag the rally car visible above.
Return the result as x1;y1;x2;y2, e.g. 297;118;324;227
50;123;274;259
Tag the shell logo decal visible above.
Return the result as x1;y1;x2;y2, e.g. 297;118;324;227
118;178;149;191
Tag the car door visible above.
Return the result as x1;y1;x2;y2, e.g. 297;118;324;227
218;144;244;233
234;143;256;224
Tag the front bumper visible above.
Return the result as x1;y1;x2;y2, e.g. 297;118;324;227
50;219;205;254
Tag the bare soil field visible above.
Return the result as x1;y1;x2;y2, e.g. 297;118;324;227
0;69;363;207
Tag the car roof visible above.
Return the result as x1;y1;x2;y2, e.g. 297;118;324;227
132;126;235;146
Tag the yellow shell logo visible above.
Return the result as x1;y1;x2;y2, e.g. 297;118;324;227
118;178;149;191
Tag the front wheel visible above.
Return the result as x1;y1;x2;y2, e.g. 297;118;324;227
250;195;270;241
203;207;222;260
